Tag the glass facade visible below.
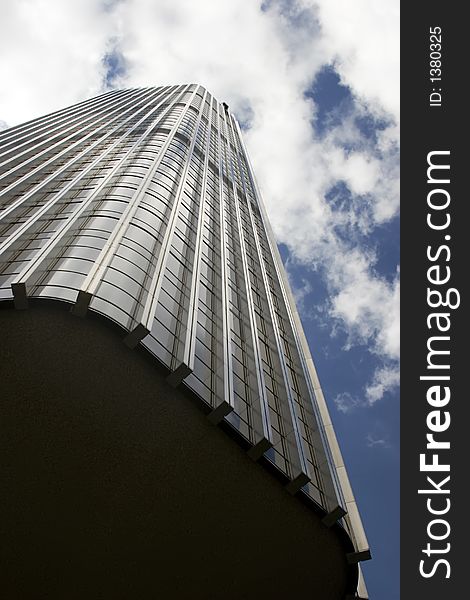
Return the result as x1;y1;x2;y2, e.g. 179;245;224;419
0;85;368;568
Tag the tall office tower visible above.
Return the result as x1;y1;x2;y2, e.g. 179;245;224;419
0;85;369;598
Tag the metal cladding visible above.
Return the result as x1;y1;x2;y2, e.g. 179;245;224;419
0;85;369;565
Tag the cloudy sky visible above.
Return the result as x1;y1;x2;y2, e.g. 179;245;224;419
0;1;399;597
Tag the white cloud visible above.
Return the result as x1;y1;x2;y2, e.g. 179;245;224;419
366;433;391;449
335;363;399;413
0;0;399;406
0;0;115;127
365;365;400;405
311;0;400;121
330;260;400;361
335;392;362;413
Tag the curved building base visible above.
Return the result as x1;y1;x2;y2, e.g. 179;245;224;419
0;301;360;599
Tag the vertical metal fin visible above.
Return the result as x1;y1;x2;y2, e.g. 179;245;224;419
72;85;195;319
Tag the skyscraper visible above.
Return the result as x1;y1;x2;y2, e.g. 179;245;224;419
0;85;369;598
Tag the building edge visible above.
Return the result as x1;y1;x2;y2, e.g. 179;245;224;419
231;114;370;597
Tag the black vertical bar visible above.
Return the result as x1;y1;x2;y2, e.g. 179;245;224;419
402;5;466;598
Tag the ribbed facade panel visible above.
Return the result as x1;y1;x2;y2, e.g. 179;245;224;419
0;84;368;560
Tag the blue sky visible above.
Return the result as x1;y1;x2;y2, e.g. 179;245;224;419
0;1;399;597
